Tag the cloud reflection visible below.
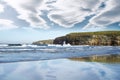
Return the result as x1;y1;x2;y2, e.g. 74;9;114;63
0;59;119;80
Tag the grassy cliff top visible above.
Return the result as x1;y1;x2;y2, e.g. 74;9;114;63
67;31;120;36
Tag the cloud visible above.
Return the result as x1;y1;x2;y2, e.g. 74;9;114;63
82;23;106;31
0;4;4;13
0;19;18;30
2;0;120;30
4;0;49;29
84;0;120;29
48;0;104;28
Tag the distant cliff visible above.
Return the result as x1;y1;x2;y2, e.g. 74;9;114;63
53;31;120;46
33;39;53;45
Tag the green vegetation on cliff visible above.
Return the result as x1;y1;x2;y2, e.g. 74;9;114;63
53;31;120;46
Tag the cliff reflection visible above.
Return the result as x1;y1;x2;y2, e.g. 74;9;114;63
69;54;120;63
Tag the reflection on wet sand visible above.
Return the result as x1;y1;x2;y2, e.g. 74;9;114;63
69;54;120;63
0;58;120;80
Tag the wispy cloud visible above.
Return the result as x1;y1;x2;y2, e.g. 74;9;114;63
0;19;18;30
1;0;120;30
0;4;4;13
4;0;49;29
47;0;104;28
83;0;120;29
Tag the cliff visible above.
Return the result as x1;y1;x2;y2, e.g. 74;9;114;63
53;31;120;46
33;39;53;45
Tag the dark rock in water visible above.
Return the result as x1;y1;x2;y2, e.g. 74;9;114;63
8;44;22;46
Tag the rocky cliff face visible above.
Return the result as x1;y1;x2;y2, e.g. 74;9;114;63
53;31;120;46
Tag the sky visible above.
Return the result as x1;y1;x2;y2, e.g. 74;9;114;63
0;0;120;43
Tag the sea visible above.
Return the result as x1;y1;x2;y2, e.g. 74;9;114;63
0;45;120;80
